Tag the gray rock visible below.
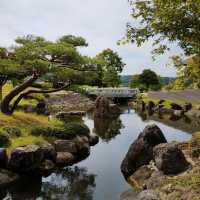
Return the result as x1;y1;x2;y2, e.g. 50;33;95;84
120;189;159;200
94;96;110;118
88;135;99;146
153;143;190;175
56;152;74;166
8;143;56;174
54;140;78;154
170;103;182;110
39;143;57;163
120;189;138;200
121;124;167;179
136;190;160;200
173;110;184;117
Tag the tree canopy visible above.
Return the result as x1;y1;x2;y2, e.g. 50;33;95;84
125;0;200;56
129;69;161;91
0;35;96;114
95;49;125;87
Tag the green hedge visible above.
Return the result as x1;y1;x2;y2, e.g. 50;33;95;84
31;122;90;139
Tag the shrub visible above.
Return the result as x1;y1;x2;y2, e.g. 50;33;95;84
2;126;22;137
63;122;90;136
31;125;52;136
0;130;10;147
31;123;90;139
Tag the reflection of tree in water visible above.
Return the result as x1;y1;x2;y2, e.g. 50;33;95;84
41;167;96;200
0;167;96;200
94;116;124;142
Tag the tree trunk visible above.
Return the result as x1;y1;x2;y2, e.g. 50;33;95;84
10;82;71;114
1;74;39;114
1;71;71;115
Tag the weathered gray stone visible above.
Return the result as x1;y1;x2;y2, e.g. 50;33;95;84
153;143;190;174
8;144;56;174
121;124;167;179
94;96;110;118
54;140;78;154
88;135;99;146
136;190;160;200
56;152;74;166
170;103;182;110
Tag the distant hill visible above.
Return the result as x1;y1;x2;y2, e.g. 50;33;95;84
120;75;175;87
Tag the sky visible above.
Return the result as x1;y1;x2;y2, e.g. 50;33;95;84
0;0;181;76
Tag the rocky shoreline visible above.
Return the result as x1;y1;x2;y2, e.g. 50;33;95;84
120;124;200;200
0;133;99;188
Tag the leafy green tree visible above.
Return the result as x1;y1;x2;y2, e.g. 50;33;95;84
172;55;200;89
129;69;161;91
128;74;141;88
96;49;125;87
0;35;94;114
125;0;200;56
139;69;161;90
102;67;121;87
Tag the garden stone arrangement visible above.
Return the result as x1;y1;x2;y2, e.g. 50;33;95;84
0;123;99;188
120;124;192;200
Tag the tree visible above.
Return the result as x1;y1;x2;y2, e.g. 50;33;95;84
125;0;200;56
95;49;125;87
0;35;95;114
129;69;161;91
128;74;141;88
172;55;200;89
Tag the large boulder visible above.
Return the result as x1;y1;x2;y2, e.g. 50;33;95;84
121;124;167;179
153;143;190;175
88;135;99;146
94;96;110;118
170;103;182;110
8;144;56;174
54;140;78;154
0;148;8;168
56;152;75;167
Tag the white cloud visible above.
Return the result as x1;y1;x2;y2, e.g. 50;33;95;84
0;0;181;76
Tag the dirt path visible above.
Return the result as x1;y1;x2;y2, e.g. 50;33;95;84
148;89;200;103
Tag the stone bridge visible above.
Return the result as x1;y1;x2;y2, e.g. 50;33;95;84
84;87;139;99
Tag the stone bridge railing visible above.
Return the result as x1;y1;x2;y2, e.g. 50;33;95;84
84;87;139;98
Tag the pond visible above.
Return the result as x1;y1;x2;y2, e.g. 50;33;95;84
2;107;193;200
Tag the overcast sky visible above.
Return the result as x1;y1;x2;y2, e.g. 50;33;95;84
0;0;181;76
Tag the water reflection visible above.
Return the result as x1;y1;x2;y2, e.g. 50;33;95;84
94;116;124;142
2;167;96;200
42;167;96;200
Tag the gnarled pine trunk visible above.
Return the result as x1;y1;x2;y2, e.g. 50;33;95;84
1;73;70;115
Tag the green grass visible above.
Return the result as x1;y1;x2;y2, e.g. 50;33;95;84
142;96;190;108
7;135;47;153
0;111;62;132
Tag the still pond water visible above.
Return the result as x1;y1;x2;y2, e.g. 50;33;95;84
3;107;193;200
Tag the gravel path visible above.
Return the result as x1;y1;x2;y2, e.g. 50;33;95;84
148;89;200;103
